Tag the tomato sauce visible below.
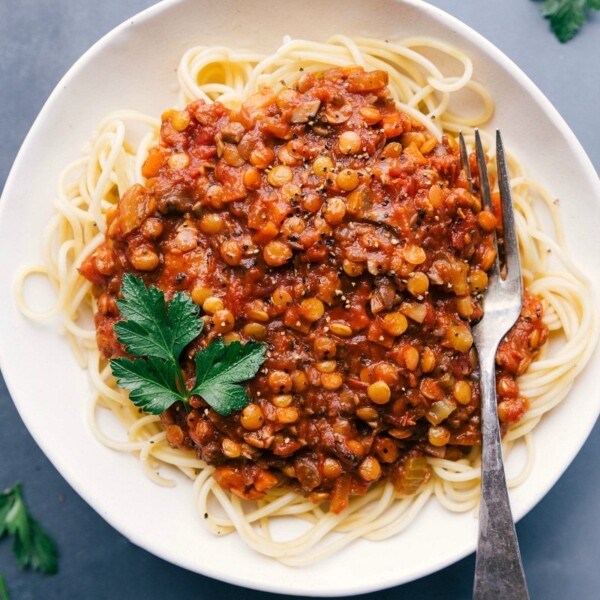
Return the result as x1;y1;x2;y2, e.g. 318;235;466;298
81;66;547;511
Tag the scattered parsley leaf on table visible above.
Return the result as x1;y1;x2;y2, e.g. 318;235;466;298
0;575;10;600
540;0;600;42
0;484;58;575
110;274;265;416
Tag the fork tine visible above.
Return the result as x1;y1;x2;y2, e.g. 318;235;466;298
474;130;493;213
474;130;502;280
496;130;522;289
458;131;474;196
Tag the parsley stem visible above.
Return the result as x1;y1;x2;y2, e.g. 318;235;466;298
0;575;11;600
172;358;189;406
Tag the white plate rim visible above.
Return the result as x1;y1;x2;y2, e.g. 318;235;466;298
0;0;599;595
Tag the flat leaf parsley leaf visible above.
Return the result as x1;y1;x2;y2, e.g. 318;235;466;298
0;484;58;575
110;274;265;415
191;338;267;415
540;0;599;42
114;273;203;362
111;355;186;414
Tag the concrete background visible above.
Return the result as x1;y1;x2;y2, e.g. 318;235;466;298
1;1;598;598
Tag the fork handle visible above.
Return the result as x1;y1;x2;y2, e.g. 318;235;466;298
473;350;530;600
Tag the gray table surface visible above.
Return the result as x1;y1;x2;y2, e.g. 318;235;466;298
1;1;598;598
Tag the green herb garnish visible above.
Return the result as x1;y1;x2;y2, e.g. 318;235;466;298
110;274;265;416
0;574;11;600
540;0;600;42
0;484;58;575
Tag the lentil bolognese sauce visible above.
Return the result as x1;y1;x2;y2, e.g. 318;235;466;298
80;66;546;513
17;36;596;564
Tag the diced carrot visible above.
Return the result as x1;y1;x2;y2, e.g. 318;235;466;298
141;147;167;179
382;113;404;138
252;221;279;244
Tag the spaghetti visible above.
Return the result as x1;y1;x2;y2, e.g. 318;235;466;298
16;36;597;566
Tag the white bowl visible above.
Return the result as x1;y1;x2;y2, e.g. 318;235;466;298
1;0;599;595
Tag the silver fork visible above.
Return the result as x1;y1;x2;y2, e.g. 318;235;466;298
459;130;530;600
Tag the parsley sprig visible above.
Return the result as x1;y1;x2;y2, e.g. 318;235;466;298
540;0;600;42
0;484;58;575
110;274;265;416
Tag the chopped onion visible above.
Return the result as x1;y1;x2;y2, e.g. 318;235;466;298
395;455;429;495
426;397;457;425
